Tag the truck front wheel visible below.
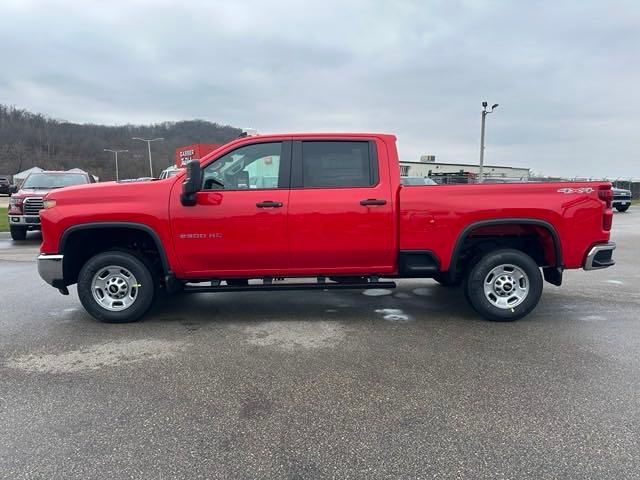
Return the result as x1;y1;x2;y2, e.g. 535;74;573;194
10;226;27;241
464;249;543;322
77;251;156;323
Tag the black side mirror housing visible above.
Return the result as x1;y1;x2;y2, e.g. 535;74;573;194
181;160;202;206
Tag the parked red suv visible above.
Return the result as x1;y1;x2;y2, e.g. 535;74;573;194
8;171;94;240
37;133;615;323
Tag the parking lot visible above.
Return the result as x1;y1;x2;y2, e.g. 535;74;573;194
0;210;638;479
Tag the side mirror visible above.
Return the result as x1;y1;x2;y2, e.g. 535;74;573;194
9;185;17;194
181;160;202;206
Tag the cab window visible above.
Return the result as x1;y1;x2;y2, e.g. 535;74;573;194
202;142;283;190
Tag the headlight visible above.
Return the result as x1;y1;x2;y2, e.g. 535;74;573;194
43;199;57;209
9;197;23;206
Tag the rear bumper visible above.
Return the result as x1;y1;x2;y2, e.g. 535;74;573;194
38;254;65;287
584;242;616;270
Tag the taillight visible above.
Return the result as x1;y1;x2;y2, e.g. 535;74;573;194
598;186;612;208
599;185;613;231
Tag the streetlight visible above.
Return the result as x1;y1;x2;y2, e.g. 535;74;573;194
104;149;128;181
479;101;499;183
132;137;164;177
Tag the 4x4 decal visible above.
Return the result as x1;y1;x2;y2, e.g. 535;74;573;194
557;187;594;194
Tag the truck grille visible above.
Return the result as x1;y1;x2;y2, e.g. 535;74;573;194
613;193;631;201
23;197;44;216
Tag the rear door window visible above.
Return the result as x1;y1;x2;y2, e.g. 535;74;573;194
297;141;377;188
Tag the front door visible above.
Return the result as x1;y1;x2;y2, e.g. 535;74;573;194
170;140;291;277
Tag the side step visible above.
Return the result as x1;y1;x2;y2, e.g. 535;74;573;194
183;281;397;294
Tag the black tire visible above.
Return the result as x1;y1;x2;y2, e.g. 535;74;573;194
616;205;630;212
433;273;461;288
10;226;27;241
77;251;156;323
464;249;543;322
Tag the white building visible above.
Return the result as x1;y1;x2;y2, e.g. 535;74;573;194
400;158;530;183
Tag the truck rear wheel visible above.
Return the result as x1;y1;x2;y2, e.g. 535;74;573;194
77;251;156;323
464;249;542;322
10;226;27;241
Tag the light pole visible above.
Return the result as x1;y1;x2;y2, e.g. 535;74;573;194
104;149;128;181
479;101;499;183
132;137;164;177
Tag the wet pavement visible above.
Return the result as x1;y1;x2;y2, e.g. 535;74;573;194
1;210;639;479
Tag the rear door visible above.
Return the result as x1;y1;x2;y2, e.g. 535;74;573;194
287;138;395;274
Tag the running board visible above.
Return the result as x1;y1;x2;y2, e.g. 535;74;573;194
183;281;397;294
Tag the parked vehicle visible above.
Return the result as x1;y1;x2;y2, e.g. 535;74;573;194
0;175;13;195
8;171;94;240
159;166;181;179
612;187;632;212
37;133;615;323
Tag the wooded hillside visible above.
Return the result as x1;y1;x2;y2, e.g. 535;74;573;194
0;105;241;180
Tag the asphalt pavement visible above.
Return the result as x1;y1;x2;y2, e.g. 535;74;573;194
1;210;639;479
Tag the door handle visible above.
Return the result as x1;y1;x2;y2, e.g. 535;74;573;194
256;201;283;208
360;198;387;206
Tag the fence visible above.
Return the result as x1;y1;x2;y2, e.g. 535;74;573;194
423;173;640;199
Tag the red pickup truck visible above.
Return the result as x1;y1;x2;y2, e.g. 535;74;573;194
37;133;615;323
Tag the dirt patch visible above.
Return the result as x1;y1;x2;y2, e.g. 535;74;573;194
243;321;345;351
5;339;185;374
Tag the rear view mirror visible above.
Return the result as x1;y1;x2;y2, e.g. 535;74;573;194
181;160;202;206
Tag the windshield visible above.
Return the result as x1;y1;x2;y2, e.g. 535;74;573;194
22;173;88;189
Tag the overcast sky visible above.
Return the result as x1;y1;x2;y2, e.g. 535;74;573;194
1;0;638;178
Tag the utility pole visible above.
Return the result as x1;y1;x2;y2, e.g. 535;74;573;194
479;101;499;183
132;137;164;177
104;149;128;181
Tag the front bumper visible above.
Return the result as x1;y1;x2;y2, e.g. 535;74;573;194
584;242;616;270
8;214;41;228
38;254;65;287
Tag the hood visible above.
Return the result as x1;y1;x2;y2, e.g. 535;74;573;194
43;177;174;203
15;187;52;197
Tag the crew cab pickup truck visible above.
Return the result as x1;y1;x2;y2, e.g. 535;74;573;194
37;133;616;323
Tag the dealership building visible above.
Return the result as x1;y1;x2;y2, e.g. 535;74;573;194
400;155;530;183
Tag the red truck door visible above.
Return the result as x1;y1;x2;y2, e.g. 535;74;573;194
287;139;395;274
170;141;291;277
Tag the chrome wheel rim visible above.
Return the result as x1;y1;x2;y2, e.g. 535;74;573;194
483;264;529;309
91;265;139;311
